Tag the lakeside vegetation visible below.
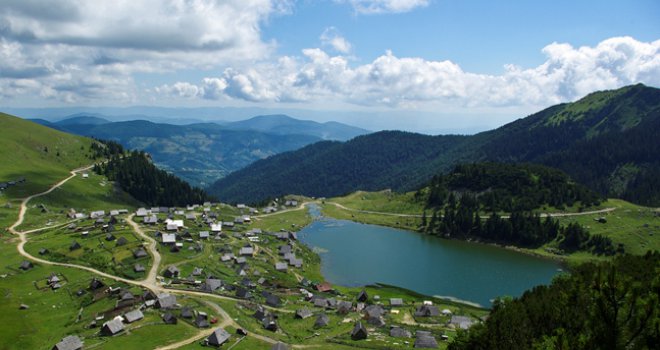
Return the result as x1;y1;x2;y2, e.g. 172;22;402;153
450;252;660;350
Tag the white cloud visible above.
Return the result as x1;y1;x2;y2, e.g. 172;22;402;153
336;0;430;14
320;27;352;54
0;0;291;103
160;37;660;109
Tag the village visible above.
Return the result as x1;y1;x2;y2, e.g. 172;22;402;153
16;190;485;350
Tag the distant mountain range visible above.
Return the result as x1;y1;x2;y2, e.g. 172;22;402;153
209;84;660;206
28;114;369;187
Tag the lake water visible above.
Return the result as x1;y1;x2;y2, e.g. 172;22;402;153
298;205;561;307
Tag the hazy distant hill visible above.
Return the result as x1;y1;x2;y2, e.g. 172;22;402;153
221;114;369;141
210;84;660;206
40;119;322;187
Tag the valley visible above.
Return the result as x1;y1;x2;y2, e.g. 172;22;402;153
0;84;658;350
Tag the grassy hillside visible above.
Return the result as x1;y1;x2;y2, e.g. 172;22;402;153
210;84;660;206
0;113;96;197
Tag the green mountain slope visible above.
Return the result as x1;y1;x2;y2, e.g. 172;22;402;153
208;131;466;204
209;84;660;205
0;112;97;197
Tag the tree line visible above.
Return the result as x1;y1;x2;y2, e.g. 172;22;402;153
94;150;213;207
449;251;660;350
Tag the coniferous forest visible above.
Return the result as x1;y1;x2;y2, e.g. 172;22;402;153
94;150;213;207
419;163;617;254
449;252;660;350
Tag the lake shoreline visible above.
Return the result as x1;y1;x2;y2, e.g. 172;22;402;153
300;204;561;307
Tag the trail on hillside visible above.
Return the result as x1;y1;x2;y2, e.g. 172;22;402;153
6;165;301;349
327;201;616;219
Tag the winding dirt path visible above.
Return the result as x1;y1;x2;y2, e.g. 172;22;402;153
6;165;301;349
126;214;161;287
327;201;617;219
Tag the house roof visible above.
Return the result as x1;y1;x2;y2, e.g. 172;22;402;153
271;342;289;350
390;326;412;338
295;308;313;319
133;248;148;258
414;304;440;317
201;278;223;292
390;298;404;306
162;312;177;324
19;260;33;270
314;313;329;327
357;289;368;302
275;262;288;271
266;294;282;307
116;236;128;246
315;282;333;292
162;233;177;243
262;314;277;331
102;318;124;335
207;328;231;346
180;306;194;318
414;330;439;348
52;335;83;350
239;247;254;256
450;315;474;329
124;309;144;323
351;321;368;340
156;293;177;309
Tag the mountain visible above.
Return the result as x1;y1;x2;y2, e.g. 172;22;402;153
221;114;370;141
0;112;98;196
49;119;322;187
209;84;660;205
56;114;111;126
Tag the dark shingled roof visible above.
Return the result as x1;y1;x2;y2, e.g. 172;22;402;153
162;312;177;324
414;304;440;317
390;326;412;338
206;328;231;347
357;289;368;302
414;330;439;348
314;313;330;327
262;314;277;331
351;321;368;340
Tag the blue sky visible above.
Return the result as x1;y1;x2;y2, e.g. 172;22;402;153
0;0;659;132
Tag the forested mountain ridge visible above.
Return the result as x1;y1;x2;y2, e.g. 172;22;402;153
210;84;660;205
208;131;467;204
94;150;214;207
423;162;602;212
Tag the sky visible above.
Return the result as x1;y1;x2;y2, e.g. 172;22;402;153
0;0;659;133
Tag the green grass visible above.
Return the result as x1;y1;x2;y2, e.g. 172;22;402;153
251;207;313;232
16;171;140;231
23;219;152;280
321;202;422;231
0;113;97;198
329;190;426;215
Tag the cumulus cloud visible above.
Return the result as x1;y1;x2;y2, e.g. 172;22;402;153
336;0;430;14
320;27;352;54
159;36;660;109
0;0;291;103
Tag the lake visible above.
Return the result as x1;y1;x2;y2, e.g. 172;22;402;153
298;205;561;307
